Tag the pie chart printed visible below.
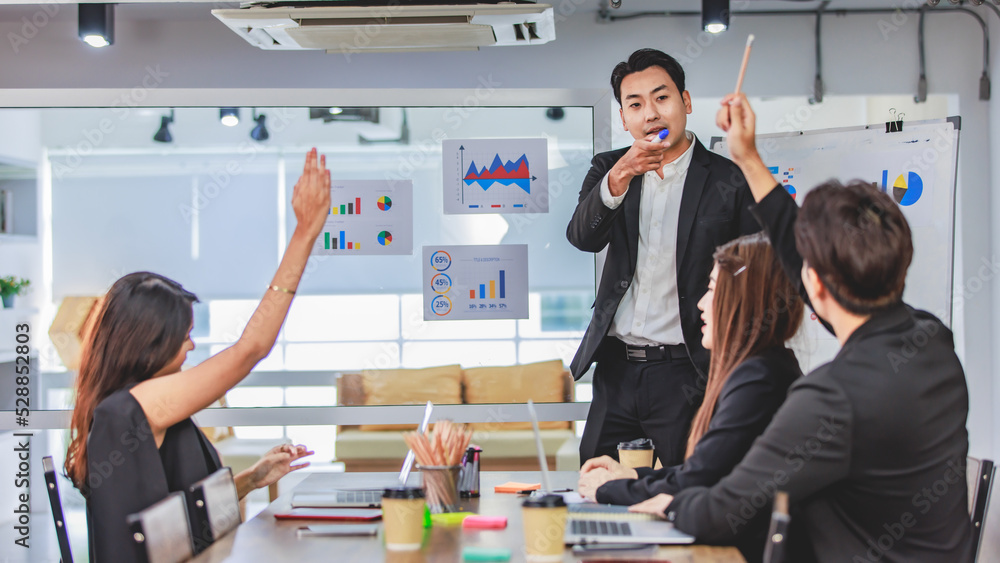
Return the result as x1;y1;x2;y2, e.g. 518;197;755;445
377;196;392;211
377;231;392;246
892;172;923;206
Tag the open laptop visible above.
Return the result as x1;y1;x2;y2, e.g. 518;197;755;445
522;400;694;545
292;401;434;509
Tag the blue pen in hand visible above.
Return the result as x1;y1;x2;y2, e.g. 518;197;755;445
657;128;670;142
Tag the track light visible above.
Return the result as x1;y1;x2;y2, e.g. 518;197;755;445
153;110;174;143
220;107;240;127
250;110;269;142
703;0;729;34
78;3;114;47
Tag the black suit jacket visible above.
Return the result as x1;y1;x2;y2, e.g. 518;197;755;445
665;187;975;563
566;139;758;379
84;388;222;562
596;346;802;505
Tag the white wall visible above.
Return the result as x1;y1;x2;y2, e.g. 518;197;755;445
0;4;995;456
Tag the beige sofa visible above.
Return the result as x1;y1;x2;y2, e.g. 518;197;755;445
335;360;578;471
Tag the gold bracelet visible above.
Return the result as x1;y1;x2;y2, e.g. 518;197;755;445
267;284;296;295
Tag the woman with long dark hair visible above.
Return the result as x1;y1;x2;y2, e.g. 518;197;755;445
65;149;330;561
579;232;803;510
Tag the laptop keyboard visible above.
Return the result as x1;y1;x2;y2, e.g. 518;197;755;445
334;490;382;504
570;520;633;537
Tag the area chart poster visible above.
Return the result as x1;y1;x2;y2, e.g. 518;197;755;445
422;244;529;321
442;138;548;215
311;179;413;256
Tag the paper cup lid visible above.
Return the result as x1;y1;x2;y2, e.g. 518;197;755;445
618;438;654;450
522;494;567;508
383;487;425;499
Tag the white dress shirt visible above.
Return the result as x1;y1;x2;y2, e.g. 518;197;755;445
600;131;697;347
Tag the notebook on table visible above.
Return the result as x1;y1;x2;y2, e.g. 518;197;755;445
292;402;435;509
522;400;695;546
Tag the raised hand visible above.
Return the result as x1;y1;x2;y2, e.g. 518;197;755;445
291;148;332;240
716;93;759;167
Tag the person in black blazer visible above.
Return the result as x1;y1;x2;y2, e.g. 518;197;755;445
577;232;803;562
628;95;974;562
65;149;330;562
567;48;759;467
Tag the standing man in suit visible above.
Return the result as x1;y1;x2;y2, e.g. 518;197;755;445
567;48;759;468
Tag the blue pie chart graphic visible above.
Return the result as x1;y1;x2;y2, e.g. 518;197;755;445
892;172;923;206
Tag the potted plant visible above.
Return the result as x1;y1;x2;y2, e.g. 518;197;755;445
0;276;30;308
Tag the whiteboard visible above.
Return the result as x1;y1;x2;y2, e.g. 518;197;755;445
712;117;960;373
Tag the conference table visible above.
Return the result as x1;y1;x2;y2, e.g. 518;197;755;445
189;471;746;562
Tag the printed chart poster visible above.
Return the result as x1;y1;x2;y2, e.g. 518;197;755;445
422;244;529;321
442;138;548;215
312;179;413;256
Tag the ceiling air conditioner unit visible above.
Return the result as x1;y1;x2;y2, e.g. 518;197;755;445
212;1;555;53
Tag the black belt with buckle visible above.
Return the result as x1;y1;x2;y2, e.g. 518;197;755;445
605;337;688;362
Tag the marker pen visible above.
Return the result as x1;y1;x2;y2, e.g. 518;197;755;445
657;129;670;141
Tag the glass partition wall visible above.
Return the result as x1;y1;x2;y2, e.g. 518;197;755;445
0;90;614;466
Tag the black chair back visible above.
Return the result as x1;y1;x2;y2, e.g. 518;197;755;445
126;491;194;563
188;467;241;553
968;457;995;562
42;456;73;563
763;491;790;563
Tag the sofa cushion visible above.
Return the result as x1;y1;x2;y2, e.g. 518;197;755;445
358;364;463;431
463;360;570;430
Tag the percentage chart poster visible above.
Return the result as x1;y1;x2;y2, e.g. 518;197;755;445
311;179;413;256
442;138;549;215
422;244;529;321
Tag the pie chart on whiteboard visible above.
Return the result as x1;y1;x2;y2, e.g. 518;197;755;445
892;172;923;206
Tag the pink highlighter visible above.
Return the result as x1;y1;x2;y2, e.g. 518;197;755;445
462;515;508;530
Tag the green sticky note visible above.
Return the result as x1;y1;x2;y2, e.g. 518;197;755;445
430;511;474;526
462;546;512;561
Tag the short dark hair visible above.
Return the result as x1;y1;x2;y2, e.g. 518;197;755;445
611;48;686;105
795;180;913;315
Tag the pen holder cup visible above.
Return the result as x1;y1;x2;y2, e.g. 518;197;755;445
418;465;461;514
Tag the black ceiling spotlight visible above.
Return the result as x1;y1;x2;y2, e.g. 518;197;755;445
153;109;174;143
702;0;729;34
220;107;240;127
79;3;114;48
250;109;269;142
545;107;565;121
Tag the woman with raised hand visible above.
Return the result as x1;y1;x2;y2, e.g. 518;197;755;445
578;232;804;559
65;148;331;562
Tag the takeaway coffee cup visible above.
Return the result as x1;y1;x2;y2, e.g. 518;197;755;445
382;487;426;551
521;494;568;561
618;438;655;469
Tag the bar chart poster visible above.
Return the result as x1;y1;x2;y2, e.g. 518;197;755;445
422;244;529;321
442;138;548;215
311;179;413;256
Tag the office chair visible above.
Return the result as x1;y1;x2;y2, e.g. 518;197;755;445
188;467;241;554
42;456;73;563
968;457;996;562
126;492;195;563
762;491;790;563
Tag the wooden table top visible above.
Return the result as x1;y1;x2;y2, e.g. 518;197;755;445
190;471;746;563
